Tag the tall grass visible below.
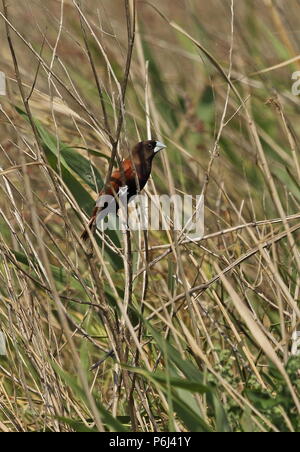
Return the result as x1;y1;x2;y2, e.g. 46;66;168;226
0;0;300;432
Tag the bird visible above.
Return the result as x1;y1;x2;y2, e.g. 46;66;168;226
81;139;166;241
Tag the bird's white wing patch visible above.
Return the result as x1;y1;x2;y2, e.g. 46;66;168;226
118;185;129;197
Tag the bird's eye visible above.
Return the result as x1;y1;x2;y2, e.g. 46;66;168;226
147;143;153;150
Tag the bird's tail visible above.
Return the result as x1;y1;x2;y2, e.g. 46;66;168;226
80;216;96;242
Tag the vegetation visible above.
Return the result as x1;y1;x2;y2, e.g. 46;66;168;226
0;0;300;432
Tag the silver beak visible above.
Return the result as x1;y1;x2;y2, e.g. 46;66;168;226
154;141;166;153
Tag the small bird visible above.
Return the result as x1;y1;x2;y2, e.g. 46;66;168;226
81;140;166;240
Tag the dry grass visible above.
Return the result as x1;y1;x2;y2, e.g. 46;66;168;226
0;0;300;432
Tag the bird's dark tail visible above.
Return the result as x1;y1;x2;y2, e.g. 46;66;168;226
80;216;96;242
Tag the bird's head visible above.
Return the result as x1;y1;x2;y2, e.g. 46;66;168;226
133;140;166;162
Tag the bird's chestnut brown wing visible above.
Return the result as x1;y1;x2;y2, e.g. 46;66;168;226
81;160;136;241
105;159;135;195
90;160;135;216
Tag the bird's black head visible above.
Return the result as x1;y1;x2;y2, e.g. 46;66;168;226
134;140;166;161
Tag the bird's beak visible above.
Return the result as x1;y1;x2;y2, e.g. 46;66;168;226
154;141;166;153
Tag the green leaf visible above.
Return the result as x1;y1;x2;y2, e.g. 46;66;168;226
141;38;178;128
80;340;90;377
197;85;215;125
146;372;210;394
240;407;255;433
52;362;128;432
245;390;280;411
135;313;233;431
65;146;112;162
15;106;123;270
11;249;85;293
60;146;103;193
126;366;213;432
272;165;300;201
167;258;175;296
15;106;94;215
145;320;201;381
57;416;98;432
211;394;231;432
